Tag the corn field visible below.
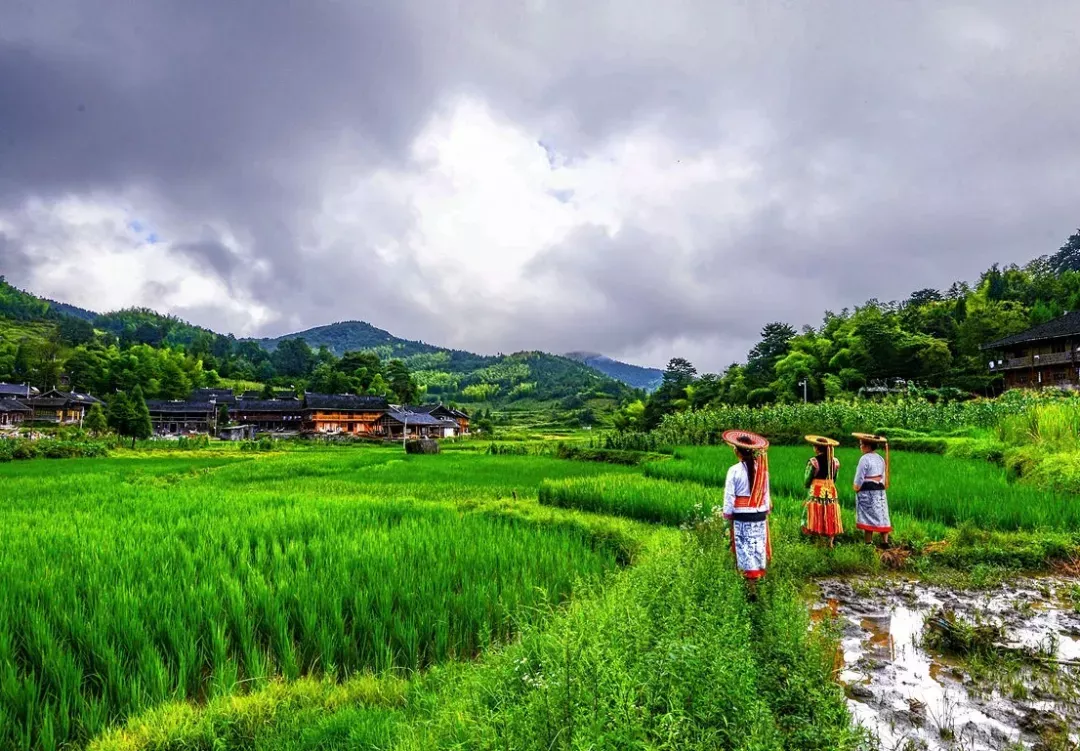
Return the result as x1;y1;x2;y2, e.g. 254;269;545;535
654;394;1050;446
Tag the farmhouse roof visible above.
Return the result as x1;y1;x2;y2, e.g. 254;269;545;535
405;403;469;419
983;311;1080;350
0;400;32;413
191;388;236;403
382;408;457;427
0;382;38;398
30;389;103;408
304;393;389;411
145;400;215;413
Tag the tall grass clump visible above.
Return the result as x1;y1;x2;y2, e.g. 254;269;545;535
539;474;723;525
0;452;624;751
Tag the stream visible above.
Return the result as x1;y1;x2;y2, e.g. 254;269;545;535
815;577;1080;750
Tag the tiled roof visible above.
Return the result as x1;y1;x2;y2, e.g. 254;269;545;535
382;409;457;427
0;400;31;413
983;311;1080;350
0;383;38;398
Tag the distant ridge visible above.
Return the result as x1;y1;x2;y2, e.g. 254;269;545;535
565;352;664;392
249;320;441;357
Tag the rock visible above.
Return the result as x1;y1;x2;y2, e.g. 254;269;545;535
848;684;874;701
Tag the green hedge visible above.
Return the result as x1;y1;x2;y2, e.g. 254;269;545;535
0;439;112;462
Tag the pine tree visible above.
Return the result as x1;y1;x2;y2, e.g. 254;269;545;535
84;403;108;435
129;387;153;447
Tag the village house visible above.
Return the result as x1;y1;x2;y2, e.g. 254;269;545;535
984;312;1080;390
0;400;32;429
28;389;104;425
302;394;388;434
377;408;459;439
141;388;470;439
405;403;470;435
231;399;304;433
145;399;216;435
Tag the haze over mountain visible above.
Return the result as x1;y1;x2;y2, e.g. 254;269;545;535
565;352;664;392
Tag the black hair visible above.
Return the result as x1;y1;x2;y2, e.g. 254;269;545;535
735;446;756;492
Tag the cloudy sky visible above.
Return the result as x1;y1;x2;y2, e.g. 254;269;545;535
2;1;1079;371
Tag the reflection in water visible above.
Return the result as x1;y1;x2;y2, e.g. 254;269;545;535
816;578;1080;751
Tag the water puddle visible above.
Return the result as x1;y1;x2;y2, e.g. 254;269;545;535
815;578;1080;750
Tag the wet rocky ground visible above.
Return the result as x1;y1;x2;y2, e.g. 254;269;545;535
814;577;1080;750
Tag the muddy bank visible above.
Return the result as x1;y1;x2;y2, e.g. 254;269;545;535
815;577;1080;750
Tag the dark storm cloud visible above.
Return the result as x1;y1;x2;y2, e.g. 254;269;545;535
2;1;1080;370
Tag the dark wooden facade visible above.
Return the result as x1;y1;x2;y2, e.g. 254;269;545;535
28;389;103;425
0;400;32;428
146;400;215;435
984;312;1080;390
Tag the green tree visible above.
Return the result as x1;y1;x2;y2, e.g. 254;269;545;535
217;403;230;429
130;387;153;446
84;403;108;435
272;338;315;378
745;322;796;388
1048;228;1080;274
385;359;419;404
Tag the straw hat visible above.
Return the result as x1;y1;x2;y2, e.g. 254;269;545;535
805;435;839;447
722;429;769;451
852;432;888;444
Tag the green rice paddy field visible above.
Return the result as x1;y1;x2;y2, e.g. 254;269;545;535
0;443;1076;750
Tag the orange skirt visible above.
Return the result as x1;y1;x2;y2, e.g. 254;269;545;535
802;479;843;537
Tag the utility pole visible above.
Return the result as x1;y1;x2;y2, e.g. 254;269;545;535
402;412;408;450
798;378;808;404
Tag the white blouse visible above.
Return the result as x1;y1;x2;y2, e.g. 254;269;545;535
854;452;886;488
723;461;771;518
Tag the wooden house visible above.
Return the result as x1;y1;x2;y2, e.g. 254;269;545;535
145;400;215;435
229;400;304;433
983;312;1080;390
0;400;32;428
378;408;459;439
402;404;469;435
29;389;103;425
303;394;389;434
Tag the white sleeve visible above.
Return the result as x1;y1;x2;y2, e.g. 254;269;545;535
723;464;737;519
853;455;867;489
762;468;772;514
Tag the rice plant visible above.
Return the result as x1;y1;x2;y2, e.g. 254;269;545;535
0;450;625;751
539;474;723;525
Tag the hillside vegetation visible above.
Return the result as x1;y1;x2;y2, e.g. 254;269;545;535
0;280;631;414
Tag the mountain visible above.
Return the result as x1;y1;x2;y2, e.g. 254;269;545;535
566;352;664;392
251;320;441;358
253;321;632;406
0;280;632;412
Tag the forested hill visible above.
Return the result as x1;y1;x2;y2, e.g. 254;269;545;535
250;320;439;358
565;352;664;392
0;278;632;412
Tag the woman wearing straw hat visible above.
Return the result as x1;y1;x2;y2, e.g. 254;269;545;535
802;435;842;548
852;433;891;546
721;430;772;596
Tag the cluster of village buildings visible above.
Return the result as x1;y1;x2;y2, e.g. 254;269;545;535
0;384;469;440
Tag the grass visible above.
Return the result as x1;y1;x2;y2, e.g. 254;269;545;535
92;532;861;751
5;429;1079;750
539;473;723;525
0;449;640;750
